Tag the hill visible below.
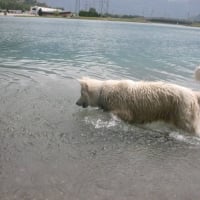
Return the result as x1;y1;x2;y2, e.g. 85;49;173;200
0;0;47;11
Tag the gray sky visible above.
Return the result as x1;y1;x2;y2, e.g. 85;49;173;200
39;0;200;18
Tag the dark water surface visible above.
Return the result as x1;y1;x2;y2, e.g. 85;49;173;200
1;17;200;200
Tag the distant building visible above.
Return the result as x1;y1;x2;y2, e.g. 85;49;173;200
30;6;72;17
30;6;62;15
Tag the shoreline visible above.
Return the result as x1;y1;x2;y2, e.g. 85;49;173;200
1;13;200;28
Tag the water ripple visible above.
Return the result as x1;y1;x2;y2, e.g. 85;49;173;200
1;17;200;199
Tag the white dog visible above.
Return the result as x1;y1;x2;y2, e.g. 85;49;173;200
76;76;200;135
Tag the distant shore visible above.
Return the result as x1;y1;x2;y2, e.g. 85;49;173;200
73;16;200;28
1;13;200;28
0;12;33;17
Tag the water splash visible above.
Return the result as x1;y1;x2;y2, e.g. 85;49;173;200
169;132;200;146
83;113;200;146
84;114;121;129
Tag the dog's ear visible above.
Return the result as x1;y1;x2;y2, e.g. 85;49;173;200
77;78;82;83
77;78;88;91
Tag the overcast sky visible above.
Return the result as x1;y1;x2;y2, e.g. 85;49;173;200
39;0;200;18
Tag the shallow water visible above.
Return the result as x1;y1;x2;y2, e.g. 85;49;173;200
1;16;200;200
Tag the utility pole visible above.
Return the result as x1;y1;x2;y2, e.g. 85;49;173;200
106;0;109;14
99;0;109;16
99;0;103;16
91;0;96;9
85;0;89;11
75;0;80;16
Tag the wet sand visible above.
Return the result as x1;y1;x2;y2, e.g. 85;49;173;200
1;74;200;200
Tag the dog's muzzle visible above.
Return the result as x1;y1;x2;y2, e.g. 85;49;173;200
76;100;88;108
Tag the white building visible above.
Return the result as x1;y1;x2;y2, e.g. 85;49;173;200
30;6;63;16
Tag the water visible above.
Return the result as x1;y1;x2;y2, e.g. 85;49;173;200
1;16;200;200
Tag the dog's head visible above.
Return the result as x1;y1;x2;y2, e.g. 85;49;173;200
76;78;89;108
76;78;103;108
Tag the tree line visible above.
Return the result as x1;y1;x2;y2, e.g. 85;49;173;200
79;8;144;18
79;8;100;17
0;0;47;11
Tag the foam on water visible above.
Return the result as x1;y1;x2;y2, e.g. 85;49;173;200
84;113;121;129
169;132;200;146
83;112;200;146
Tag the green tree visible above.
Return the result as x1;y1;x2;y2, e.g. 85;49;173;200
79;8;99;17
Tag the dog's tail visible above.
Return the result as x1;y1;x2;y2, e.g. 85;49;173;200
195;66;200;81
